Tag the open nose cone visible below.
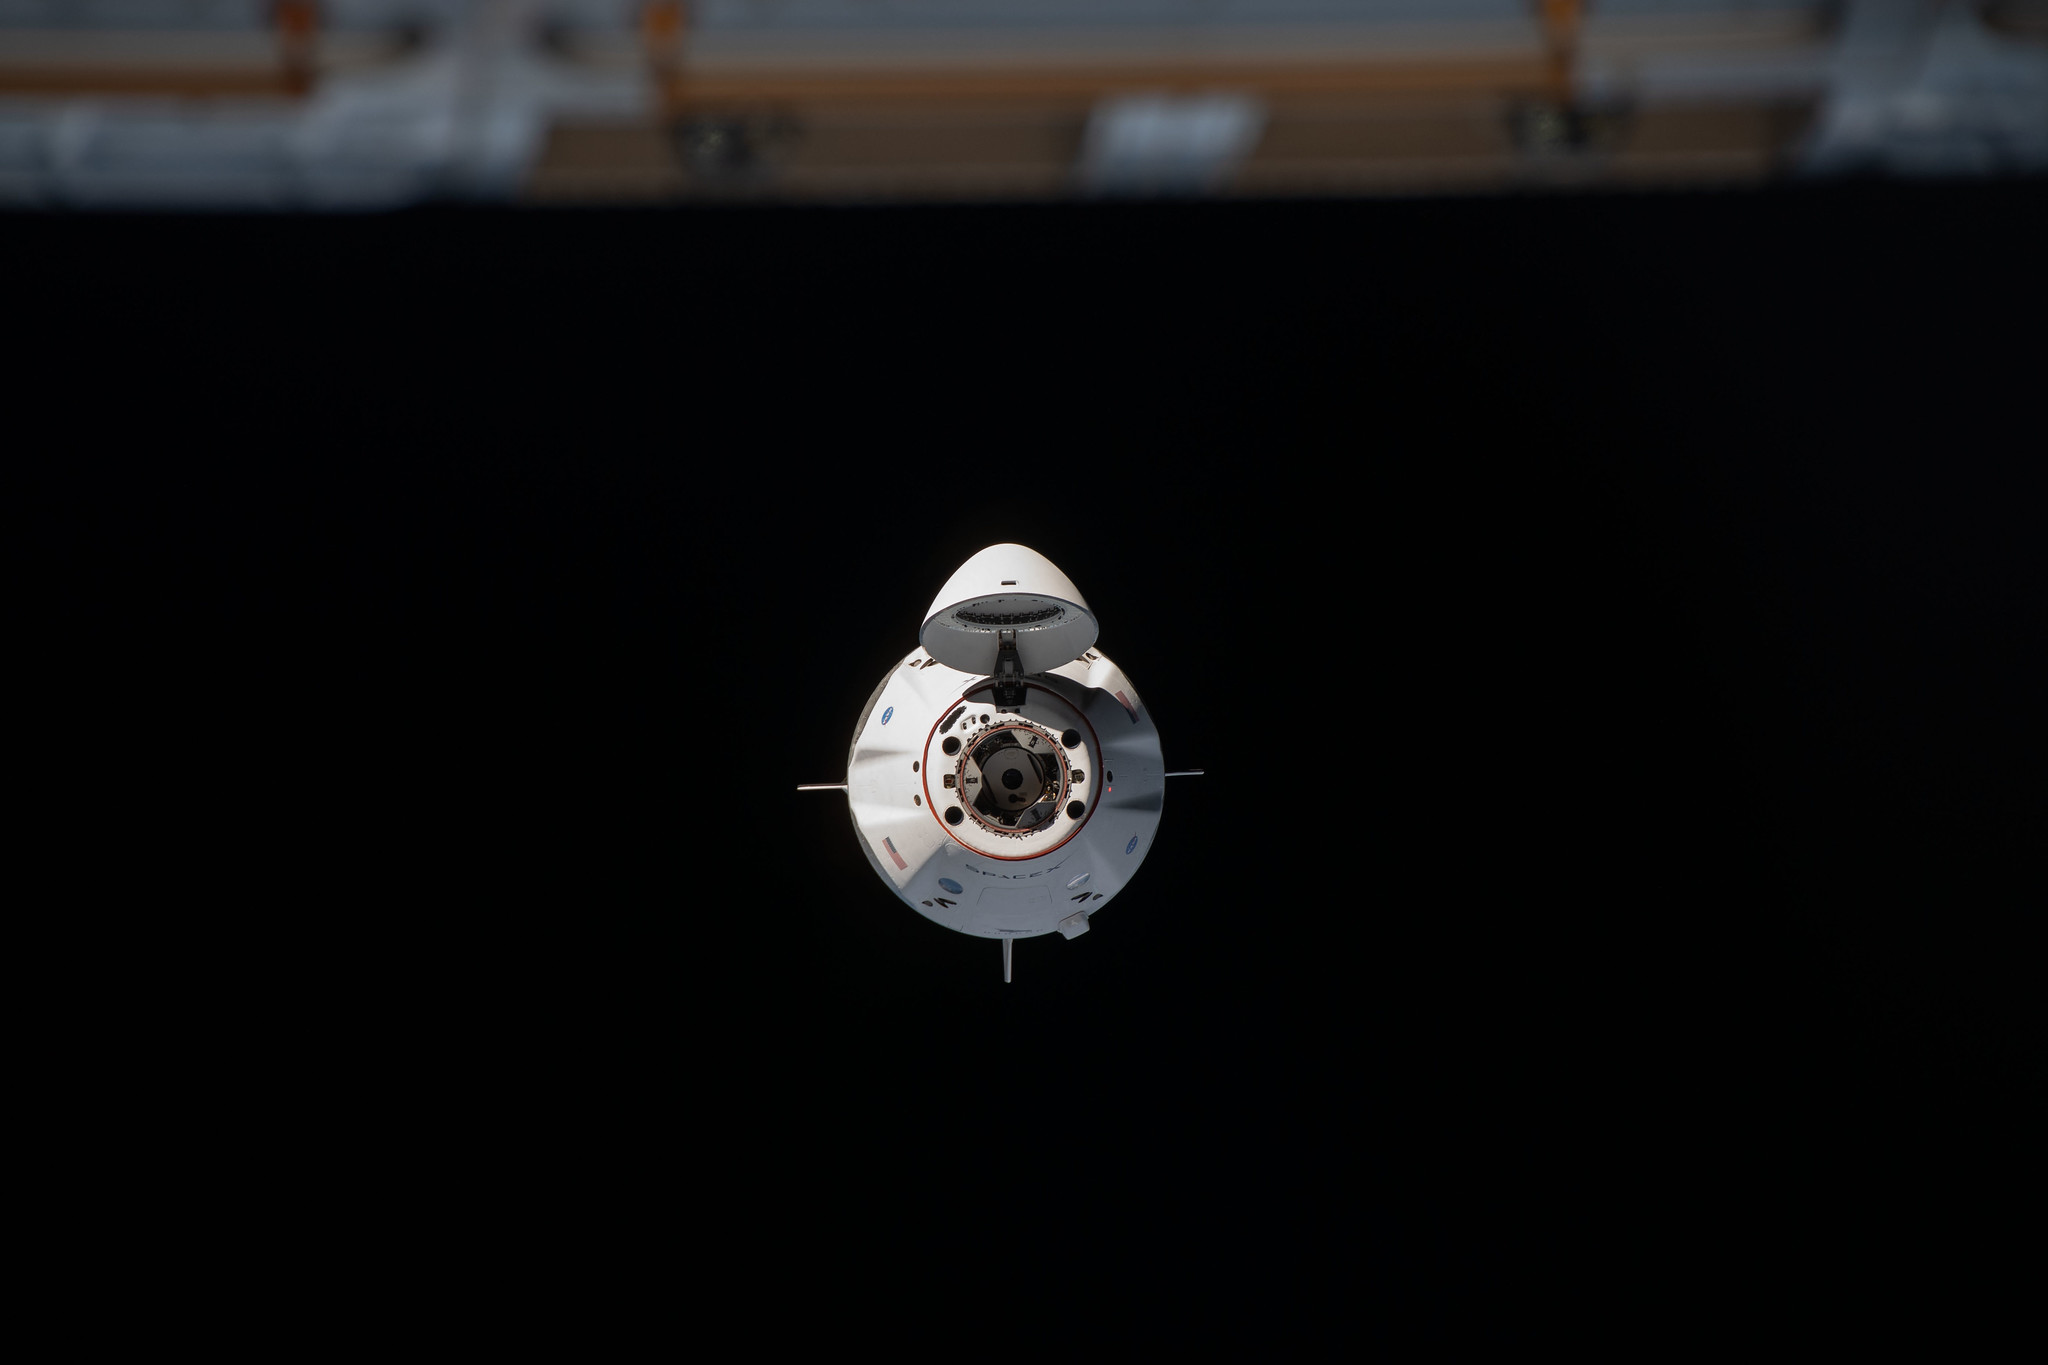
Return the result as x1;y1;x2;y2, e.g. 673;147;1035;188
919;544;1099;675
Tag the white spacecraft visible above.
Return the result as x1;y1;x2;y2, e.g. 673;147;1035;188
800;545;1198;981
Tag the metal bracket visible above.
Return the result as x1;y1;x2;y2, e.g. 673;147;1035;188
989;629;1025;710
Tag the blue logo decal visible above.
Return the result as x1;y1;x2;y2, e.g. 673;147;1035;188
880;706;894;725
1125;836;1140;855
938;878;963;895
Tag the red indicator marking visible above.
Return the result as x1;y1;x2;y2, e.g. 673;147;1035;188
882;837;908;870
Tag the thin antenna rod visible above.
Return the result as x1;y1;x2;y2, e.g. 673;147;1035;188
1003;938;1012;984
1165;770;1206;777
795;784;849;791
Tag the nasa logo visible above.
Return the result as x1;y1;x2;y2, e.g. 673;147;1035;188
1126;836;1140;855
881;706;894;725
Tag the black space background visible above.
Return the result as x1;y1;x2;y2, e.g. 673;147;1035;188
8;183;2042;1347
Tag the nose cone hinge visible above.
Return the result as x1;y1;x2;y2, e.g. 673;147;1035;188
990;630;1025;710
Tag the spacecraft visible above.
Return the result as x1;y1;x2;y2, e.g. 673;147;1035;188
800;545;1198;981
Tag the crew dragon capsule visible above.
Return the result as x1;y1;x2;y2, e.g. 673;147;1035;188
800;545;1199;982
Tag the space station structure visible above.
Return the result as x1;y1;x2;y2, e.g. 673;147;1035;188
803;545;1193;981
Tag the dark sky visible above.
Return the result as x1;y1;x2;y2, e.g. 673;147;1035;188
9;183;2041;1346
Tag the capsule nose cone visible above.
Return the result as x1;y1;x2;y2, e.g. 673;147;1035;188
920;544;1099;675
